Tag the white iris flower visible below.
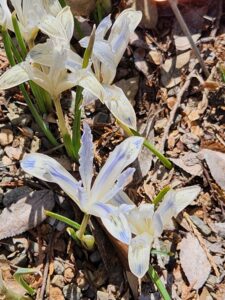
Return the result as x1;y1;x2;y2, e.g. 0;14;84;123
21;123;144;244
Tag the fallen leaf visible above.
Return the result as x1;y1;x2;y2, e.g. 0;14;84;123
0;128;13;146
179;233;211;289
202;149;225;190
0;190;55;240
170;152;203;176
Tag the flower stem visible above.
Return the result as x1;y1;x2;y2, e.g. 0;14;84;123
76;214;90;240
45;210;81;230
148;265;171;300
54;96;75;159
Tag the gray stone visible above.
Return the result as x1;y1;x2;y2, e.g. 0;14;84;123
54;260;65;275
3;186;32;206
63;283;82;300
190;216;211;236
89;250;101;264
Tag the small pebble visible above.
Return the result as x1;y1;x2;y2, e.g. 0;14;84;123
52;275;65;289
54;260;65;275
89;250;101;264
0;129;13;146
64;267;75;283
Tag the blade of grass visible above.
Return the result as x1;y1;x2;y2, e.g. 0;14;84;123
14;268;38;296
148;265;171;300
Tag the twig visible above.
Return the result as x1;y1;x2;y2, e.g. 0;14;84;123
160;70;196;153
37;232;55;300
167;0;209;78
183;212;220;277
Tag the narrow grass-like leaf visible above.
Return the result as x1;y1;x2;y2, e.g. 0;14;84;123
12;13;27;58
152;186;171;206
14;268;38;296
148;265;171;300
45;210;81;230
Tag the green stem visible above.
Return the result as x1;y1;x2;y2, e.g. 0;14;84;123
12;13;27;58
117;121;173;169
54;96;75;159
59;0;66;7
152;186;171;206
148;265;171;300
72;87;83;158
76;214;90;240
45;210;81;230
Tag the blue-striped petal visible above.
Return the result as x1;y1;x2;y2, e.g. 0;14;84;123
128;233;152;278
20;153;86;208
91;136;144;204
79;123;94;193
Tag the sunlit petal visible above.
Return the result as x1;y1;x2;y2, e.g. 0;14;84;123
128;233;152;278
155;185;201;229
102;84;137;129
43;0;62;16
0;64;29;90
91;136;144;203
57;6;74;41
110;191;134;206
20;153;86;208
99;167;135;203
95;14;112;39
101;212;132;244
79;123;94;193
127;203;155;236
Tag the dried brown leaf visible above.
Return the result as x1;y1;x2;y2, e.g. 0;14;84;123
0;190;55;240
202;149;225;190
179;233;211;289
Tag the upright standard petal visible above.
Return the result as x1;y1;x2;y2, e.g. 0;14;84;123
79;123;94;193
155;185;201;229
91;136;144;203
102;84;137;129
20;153;85;207
95;14;112;39
128;233;152;278
57;6;74;42
0;64;29;90
98;167;135;203
43;0;62;16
